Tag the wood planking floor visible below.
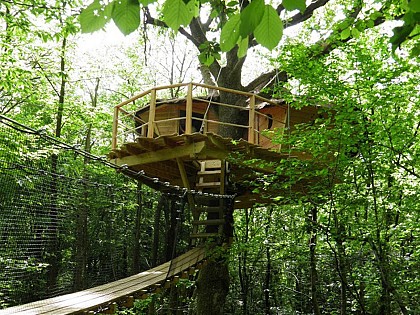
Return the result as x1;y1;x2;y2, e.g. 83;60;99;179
0;247;206;315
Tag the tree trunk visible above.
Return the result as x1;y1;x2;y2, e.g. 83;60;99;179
238;208;250;315
132;181;143;274
151;195;165;267
46;34;67;295
309;206;321;315
195;255;230;315
264;207;273;315
165;199;177;262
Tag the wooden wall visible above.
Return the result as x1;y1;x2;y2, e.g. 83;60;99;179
136;100;219;137
256;106;287;149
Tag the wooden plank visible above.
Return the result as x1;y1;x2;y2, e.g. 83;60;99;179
197;170;221;175
147;89;157;138
204;160;221;168
196;182;221;188
167;247;206;277
176;157;196;220
0;263;169;315
248;95;255;144
0;247;208;315
185;83;193;134
112;107;119;150
220;160;226;195
110;141;206;167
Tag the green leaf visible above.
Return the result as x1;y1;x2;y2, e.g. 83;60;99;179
79;0;113;33
282;0;306;13
254;5;283;50
112;0;140;35
239;0;265;37
408;0;420;13
198;52;215;66
139;0;156;5
340;28;351;40
410;42;420;57
186;0;199;18
390;24;415;51
220;14;241;52
237;36;249;58
162;0;194;30
351;27;360;38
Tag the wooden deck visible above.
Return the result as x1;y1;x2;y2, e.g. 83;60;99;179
0;247;206;315
109;132;310;208
109;83;324;208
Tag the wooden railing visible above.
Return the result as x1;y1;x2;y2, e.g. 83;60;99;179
111;82;285;150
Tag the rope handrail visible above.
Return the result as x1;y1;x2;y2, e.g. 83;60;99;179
0;114;236;200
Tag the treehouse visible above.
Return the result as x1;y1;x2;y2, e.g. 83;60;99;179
109;83;321;210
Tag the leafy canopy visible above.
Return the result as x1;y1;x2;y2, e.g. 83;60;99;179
79;0;420;58
79;0;297;52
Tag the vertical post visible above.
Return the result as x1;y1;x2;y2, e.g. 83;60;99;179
112;106;119;150
185;83;193;134
248;95;255;144
148;89;157;138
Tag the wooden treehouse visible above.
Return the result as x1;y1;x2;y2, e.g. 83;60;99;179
0;83;323;315
109;82;321;241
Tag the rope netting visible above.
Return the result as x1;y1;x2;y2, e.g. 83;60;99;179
0;116;170;307
0;115;235;309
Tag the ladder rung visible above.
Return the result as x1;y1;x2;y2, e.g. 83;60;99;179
201;160;221;169
195;206;222;213
190;233;220;238
197;170;221;175
192;219;225;225
196;182;221;188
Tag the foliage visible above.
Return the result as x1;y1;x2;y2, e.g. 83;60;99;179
79;0;420;60
225;30;419;314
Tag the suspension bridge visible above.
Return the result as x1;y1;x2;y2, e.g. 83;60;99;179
0;83;320;314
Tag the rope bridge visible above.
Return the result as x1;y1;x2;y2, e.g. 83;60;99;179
0;247;206;314
0;115;233;313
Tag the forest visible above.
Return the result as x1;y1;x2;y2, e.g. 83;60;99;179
0;0;419;314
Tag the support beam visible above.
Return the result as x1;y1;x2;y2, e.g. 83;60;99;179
112;107;119;150
176;157;196;208
248;95;255;144
110;141;206;167
147;89;157;138
185;83;193;134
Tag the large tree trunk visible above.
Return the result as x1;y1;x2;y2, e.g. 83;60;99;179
195;255;230;315
194;193;234;314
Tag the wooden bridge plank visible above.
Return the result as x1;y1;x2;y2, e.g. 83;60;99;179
0;262;170;315
168;247;206;277
0;247;207;315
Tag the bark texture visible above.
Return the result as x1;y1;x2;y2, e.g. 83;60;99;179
195;258;230;315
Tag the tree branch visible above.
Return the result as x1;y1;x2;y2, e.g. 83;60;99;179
284;0;332;29
246;3;387;94
143;8;198;47
245;69;288;93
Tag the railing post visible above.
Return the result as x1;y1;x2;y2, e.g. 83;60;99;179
112;106;119;150
248;95;255;144
185;83;193;134
148;89;157;138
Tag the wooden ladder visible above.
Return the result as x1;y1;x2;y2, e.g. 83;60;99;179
190;160;228;241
